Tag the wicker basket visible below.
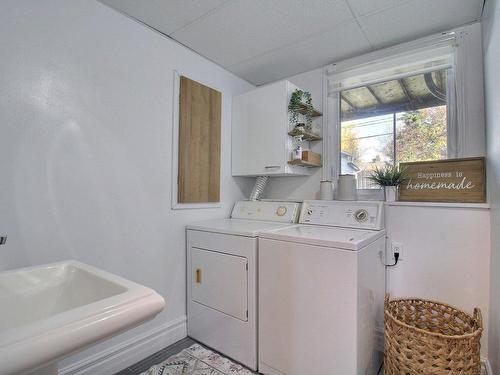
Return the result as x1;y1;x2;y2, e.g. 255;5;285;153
384;294;483;375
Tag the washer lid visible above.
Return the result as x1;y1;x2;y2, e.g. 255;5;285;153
186;219;297;237
259;225;385;250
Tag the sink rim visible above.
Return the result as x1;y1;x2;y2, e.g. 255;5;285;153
0;260;165;375
0;260;154;344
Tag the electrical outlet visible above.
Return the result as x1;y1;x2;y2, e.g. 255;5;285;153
392;242;403;261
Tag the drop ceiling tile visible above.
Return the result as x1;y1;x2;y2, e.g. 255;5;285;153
171;0;354;67
100;0;227;35
153;0;229;33
100;0;169;33
347;0;413;17
229;21;371;85
358;0;482;48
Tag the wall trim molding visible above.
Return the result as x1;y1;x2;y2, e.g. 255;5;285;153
59;316;187;375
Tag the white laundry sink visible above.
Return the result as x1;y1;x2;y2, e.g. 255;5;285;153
0;261;165;375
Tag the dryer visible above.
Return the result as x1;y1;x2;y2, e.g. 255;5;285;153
258;200;386;375
186;200;300;370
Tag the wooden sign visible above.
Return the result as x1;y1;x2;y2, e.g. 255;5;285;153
398;157;486;203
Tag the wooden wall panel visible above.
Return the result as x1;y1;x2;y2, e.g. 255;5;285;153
178;76;221;203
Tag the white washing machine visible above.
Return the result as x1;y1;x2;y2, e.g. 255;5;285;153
186;200;301;371
258;200;386;375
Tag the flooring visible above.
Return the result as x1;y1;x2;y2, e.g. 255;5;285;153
116;338;485;375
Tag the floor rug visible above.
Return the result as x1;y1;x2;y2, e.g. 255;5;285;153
139;344;254;375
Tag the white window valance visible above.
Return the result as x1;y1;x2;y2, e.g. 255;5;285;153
327;32;456;93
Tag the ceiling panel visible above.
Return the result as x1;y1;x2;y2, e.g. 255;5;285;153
100;0;484;85
229;21;371;85
358;0;482;48
154;0;229;33
100;0;227;35
171;0;354;67
347;0;413;17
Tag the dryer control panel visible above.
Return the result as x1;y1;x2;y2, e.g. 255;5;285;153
299;200;384;230
231;201;300;223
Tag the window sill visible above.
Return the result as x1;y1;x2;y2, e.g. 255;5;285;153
386;201;490;209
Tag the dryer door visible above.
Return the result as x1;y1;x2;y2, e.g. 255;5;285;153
191;247;248;321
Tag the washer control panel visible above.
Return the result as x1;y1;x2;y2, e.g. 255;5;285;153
299;200;384;230
231;201;300;223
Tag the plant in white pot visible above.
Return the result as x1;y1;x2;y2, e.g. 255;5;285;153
368;165;407;202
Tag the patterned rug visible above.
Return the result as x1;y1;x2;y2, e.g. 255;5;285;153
140;344;254;375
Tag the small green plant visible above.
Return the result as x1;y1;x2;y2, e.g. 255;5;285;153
288;89;313;126
368;165;407;187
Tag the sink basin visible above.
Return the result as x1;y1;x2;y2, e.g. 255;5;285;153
0;261;165;375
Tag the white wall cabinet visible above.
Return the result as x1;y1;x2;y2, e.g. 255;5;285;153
232;80;321;176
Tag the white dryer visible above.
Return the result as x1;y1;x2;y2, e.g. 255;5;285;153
186;200;300;371
258;200;386;375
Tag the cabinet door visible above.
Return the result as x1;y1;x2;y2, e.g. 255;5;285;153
232;81;287;176
191;247;248;321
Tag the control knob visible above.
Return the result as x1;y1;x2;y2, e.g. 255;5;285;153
276;206;287;216
354;209;369;222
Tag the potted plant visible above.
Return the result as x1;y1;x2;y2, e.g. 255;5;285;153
368;165;407;202
288;89;313;129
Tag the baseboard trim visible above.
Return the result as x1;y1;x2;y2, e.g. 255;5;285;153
59;316;187;375
375;326;384;353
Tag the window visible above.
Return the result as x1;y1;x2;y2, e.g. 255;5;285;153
325;25;486;198
340;68;449;189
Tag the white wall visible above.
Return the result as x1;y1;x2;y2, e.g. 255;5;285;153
386;204;491;356
0;0;253;372
483;0;500;372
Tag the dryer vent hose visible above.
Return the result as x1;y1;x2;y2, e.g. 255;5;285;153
249;176;269;201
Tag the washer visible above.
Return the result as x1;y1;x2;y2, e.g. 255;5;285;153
186;200;300;371
258;200;386;375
